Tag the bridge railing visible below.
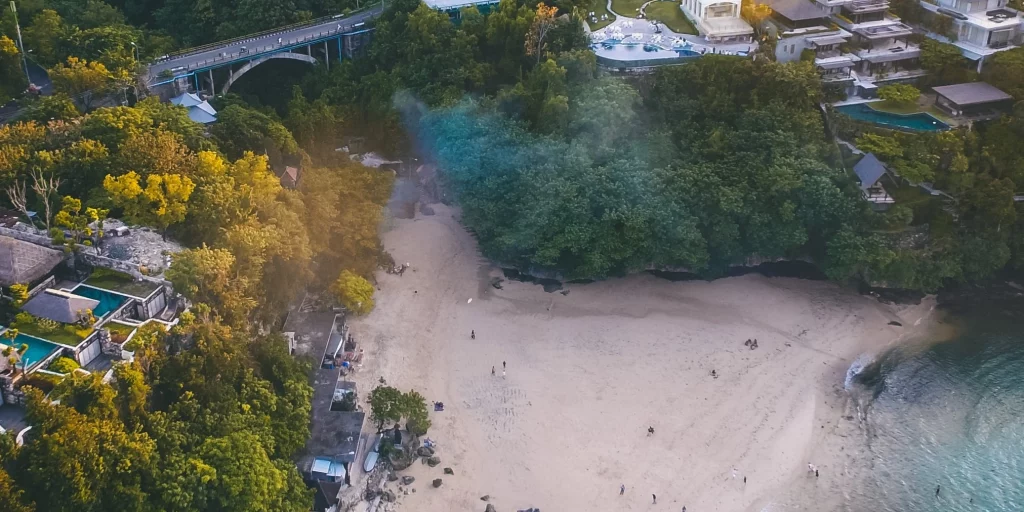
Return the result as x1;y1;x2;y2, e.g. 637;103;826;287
150;24;374;83
160;2;382;63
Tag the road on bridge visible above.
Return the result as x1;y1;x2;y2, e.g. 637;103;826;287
147;5;383;83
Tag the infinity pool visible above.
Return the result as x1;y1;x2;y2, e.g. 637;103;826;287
2;333;61;369
835;103;950;132
71;284;129;318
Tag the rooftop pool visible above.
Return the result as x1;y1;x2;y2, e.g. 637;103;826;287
2;333;61;369
835;103;950;132
71;284;130;318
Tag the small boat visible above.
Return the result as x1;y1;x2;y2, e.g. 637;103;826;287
363;433;383;472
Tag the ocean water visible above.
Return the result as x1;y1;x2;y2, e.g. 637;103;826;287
847;307;1024;511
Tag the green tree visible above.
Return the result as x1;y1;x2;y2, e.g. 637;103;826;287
49;57;112;111
15;388;156;512
920;38;973;85
0;469;33;512
332;270;374;315
52;196;107;248
22;9;64;66
165;246;256;325
0;36;26;105
8;283;28;307
17;93;81;124
983;46;1024;100
878;83;920;103
367;385;405;431
402;389;431;435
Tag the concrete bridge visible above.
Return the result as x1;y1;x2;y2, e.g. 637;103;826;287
146;5;382;96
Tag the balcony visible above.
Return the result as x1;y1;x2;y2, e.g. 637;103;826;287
856;42;921;62
845;0;890;13
853;21;914;38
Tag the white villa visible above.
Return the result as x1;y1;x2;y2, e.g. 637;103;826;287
804;0;927;92
766;0;859;87
680;0;755;42
918;0;1023;70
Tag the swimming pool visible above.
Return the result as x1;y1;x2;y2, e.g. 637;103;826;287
835;103;950;132
3;333;61;369
71;284;129;318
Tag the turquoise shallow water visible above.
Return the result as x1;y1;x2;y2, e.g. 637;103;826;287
848;308;1024;511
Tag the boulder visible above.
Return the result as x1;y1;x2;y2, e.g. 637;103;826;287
383;490;396;503
443;467;454;475
402;476;416;485
480;495;491;502
421;205;435;216
390;453;413;471
485;505;497;512
427;456;441;467
416;446;435;457
432;478;443;488
387;473;399;482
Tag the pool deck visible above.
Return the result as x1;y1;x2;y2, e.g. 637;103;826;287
587;12;757;62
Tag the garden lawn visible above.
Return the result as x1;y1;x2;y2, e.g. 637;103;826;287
588;0;617;29
611;0;647;16
16;322;89;346
645;1;697;34
84;268;160;298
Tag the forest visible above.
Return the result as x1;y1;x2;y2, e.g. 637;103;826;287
1;0;1024;508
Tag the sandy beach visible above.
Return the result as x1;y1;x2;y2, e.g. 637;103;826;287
346;203;940;512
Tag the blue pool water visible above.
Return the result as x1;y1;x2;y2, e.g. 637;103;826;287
4;333;61;369
836;103;950;132
71;284;129;318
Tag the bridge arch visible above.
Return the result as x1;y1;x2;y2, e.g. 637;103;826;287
221;52;318;94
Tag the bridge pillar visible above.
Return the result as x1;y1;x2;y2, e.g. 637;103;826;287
337;37;343;62
325;41;330;70
209;69;215;96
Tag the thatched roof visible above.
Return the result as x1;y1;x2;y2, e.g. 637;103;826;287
0;236;63;286
22;289;100;325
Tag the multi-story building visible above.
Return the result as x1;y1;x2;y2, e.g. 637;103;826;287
827;0;927;91
918;0;1023;70
766;0;860;88
680;0;756;42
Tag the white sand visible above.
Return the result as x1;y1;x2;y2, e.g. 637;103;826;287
347;204;939;512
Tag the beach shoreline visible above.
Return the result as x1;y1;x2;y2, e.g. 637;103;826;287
344;204;944;512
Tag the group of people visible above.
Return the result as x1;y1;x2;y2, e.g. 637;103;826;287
744;338;759;350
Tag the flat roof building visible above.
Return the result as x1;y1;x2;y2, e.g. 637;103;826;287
932;82;1013;120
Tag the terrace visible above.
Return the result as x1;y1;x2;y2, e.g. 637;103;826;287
82;268;162;299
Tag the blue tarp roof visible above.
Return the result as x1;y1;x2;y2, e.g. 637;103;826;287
854;153;887;190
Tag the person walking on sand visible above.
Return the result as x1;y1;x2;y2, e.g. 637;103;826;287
620;484;625;495
652;494;657;504
936;485;941;497
491;366;495;376
503;361;506;370
471;330;475;339
815;469;819;478
648;426;655;436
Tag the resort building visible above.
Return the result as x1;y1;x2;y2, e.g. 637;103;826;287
932;81;1014;120
799;0;926;92
765;0;859;86
680;0;756;42
170;92;218;124
854;153;896;209
918;0;1023;71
